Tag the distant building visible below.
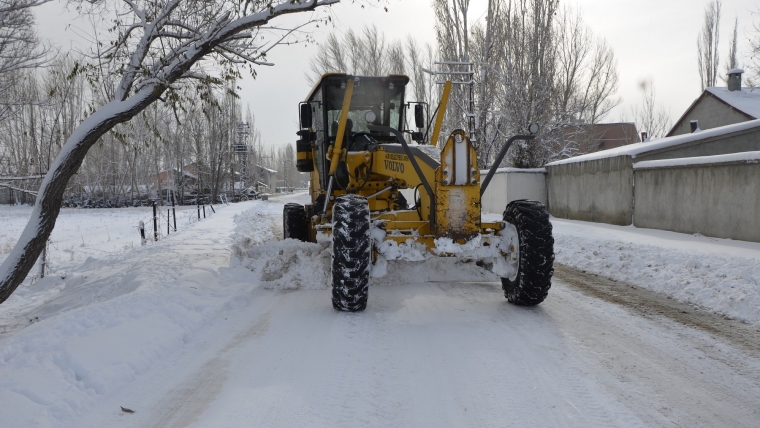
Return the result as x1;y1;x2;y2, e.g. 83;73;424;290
255;164;277;191
668;69;760;136
151;164;199;200
552;122;641;160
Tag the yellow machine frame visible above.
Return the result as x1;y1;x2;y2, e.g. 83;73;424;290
298;74;504;252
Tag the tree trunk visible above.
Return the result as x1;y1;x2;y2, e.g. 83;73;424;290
0;88;161;303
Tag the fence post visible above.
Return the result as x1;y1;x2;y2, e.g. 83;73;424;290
167;209;170;235
203;205;206;218
39;242;47;279
210;204;215;213
171;191;177;231
152;201;158;241
139;220;146;246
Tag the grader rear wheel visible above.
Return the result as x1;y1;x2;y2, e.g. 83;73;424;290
283;203;308;242
331;194;371;312
501;200;554;306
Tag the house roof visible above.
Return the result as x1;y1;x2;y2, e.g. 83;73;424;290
705;87;760;119
559;122;640;146
666;87;760;136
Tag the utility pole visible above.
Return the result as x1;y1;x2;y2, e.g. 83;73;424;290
232;121;251;199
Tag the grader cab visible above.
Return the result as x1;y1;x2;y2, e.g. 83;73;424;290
285;73;554;312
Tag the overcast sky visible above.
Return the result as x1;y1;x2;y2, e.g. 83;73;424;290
33;0;759;149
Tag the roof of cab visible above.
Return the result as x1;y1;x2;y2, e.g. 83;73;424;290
305;73;411;102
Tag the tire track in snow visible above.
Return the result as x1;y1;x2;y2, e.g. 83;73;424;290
433;281;643;428
146;307;273;428
548;275;760;427
555;263;760;354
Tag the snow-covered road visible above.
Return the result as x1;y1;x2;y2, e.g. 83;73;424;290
2;194;759;427
78;265;760;428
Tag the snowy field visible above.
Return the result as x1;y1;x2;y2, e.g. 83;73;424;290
0;203;208;267
0;204;216;330
0;194;758;427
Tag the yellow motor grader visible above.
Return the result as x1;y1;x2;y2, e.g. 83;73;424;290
284;73;553;311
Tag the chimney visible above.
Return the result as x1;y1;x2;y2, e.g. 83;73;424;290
690;120;700;133
727;68;744;91
641;132;649;142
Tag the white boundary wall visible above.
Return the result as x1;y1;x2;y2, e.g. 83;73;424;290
545;120;760;229
480;168;546;214
633;152;760;242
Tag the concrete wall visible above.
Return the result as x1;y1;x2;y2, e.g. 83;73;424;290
634;160;760;242
670;95;750;136
480;169;546;214
546;124;760;227
546;156;634;225
637;126;760;162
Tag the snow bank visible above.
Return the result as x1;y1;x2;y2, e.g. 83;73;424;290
552;217;760;325
231;211;504;290
231;206;330;290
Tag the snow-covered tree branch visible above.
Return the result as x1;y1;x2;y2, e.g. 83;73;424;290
0;0;350;304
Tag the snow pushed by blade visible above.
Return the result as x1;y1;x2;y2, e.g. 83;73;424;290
370;257;499;286
231;204;330;290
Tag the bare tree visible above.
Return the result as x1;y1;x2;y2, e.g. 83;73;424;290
747;9;760;86
496;0;559;168
630;81;671;139
308;25;418;81
0;0;53;120
554;5;620;125
697;0;722;91
307;24;435;133
0;0;370;304
724;16;739;80
433;0;619;168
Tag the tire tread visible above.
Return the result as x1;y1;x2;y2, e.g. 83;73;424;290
501;200;554;306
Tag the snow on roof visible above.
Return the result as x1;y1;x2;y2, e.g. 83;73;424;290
257;164;277;173
728;68;745;74
546;119;760;166
634;151;760;170
154;167;197;179
706;87;760;118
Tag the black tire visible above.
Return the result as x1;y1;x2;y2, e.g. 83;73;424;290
501;200;554;306
283;203;308;242
331;194;371;312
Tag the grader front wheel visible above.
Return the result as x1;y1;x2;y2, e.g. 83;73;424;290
501;200;555;306
331;195;371;312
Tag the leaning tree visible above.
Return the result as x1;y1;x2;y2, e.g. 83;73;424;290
0;0;370;303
